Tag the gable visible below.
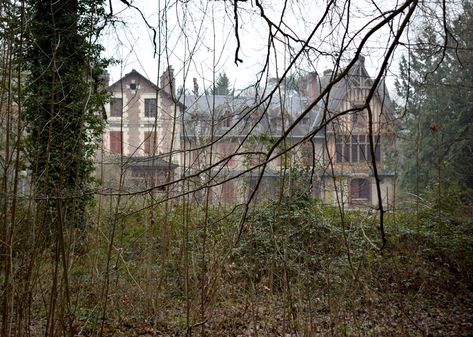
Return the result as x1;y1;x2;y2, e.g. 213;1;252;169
107;69;182;108
317;57;394;122
108;69;157;93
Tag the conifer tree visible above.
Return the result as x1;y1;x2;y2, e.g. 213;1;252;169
396;3;473;199
211;72;232;95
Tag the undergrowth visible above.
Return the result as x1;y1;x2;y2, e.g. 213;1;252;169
7;193;473;336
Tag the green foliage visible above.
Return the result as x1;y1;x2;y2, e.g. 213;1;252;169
23;198;473;335
232;195;333;288
210;72;232;96
396;4;473;199
23;0;110;228
386;204;473;287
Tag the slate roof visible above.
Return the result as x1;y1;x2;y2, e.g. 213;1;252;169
179;56;393;141
103;155;177;170
180;93;320;139
124;156;177;169
108;69;158;92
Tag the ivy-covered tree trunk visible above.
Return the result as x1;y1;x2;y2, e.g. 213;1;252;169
24;0;108;231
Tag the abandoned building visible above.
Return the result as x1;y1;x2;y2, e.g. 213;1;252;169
99;57;395;208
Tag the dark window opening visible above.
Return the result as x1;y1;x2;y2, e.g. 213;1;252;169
336;134;381;163
110;131;123;154
223;111;231;128
145;98;157;117
351;136;358;163
110;98;123;117
130;83;137;90
343;136;350;162
351;178;370;201
144;131;157;154
367;136;381;162
359;135;367;161
336;136;343;162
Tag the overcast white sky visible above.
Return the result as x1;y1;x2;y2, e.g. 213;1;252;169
100;0;451;96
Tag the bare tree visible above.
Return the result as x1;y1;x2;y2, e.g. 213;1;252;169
1;0;471;336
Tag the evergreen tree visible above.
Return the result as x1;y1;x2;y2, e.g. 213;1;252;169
211;72;232;95
23;0;109;229
396;3;473;199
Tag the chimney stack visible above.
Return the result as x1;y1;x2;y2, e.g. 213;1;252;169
299;71;319;102
100;70;110;88
160;66;175;98
323;69;333;77
193;77;199;96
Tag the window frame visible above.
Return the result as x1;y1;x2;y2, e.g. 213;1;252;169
335;134;381;163
109;131;123;154
144;98;157;118
352;109;367;129
222;111;232;128
143;131;157;155
110;98;123;118
350;178;370;201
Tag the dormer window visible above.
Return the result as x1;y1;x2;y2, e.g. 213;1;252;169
222;111;232;128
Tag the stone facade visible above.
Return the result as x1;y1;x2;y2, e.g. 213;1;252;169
97;68;181;192
97;58;396;209
180;56;396;209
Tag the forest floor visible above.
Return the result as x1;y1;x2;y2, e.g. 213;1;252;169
19;203;473;336
93;254;473;336
85;209;473;336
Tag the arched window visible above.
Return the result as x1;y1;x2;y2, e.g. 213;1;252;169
350;178;370;201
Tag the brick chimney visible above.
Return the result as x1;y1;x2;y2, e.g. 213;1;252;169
323;69;333;77
299;71;319;102
160;65;175;98
99;70;110;88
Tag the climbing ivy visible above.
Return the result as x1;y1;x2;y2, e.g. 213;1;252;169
23;0;110;229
